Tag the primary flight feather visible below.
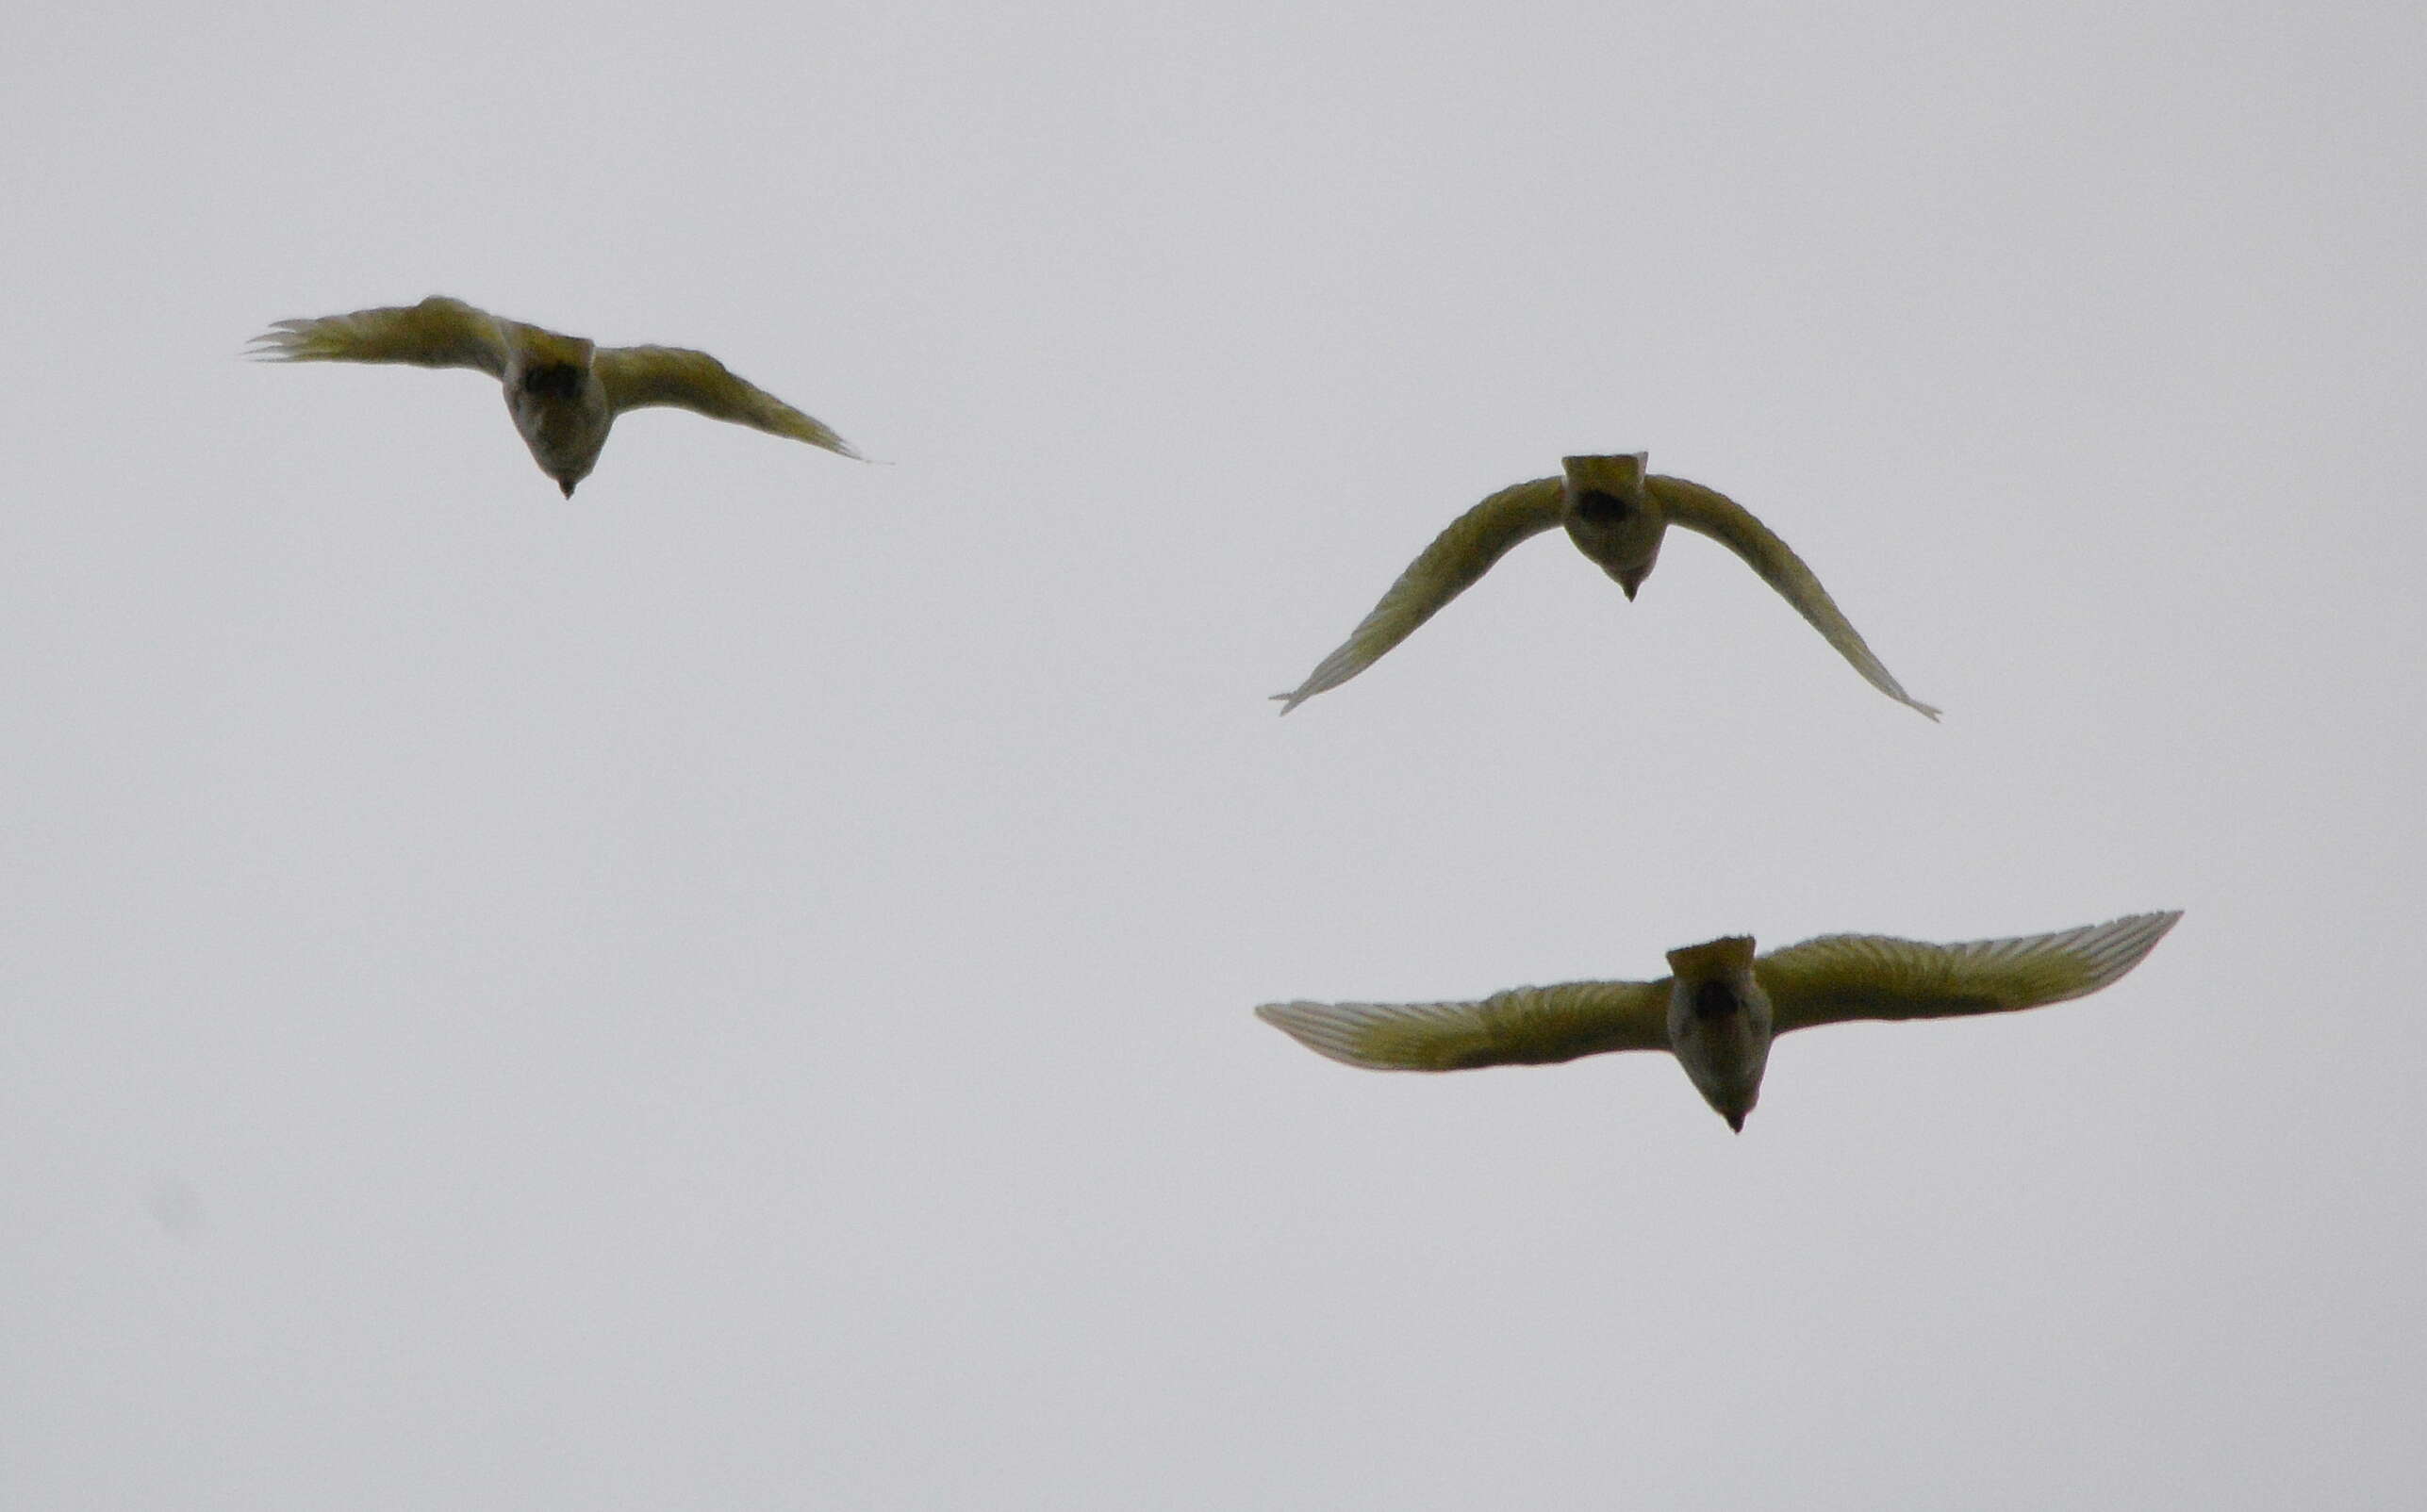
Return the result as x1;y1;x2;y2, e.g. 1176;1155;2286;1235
1256;912;2180;1130
1274;452;1939;717
251;295;862;496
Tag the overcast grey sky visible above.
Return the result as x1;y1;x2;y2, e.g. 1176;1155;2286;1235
6;1;2424;1506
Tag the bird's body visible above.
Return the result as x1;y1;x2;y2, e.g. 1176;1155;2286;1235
498;328;613;492
251;296;861;496
1274;452;1940;718
1255;912;2180;1130
1663;935;1773;1132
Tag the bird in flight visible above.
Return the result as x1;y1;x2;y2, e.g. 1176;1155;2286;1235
251;295;862;496
1256;912;2179;1130
1274;452;1939;717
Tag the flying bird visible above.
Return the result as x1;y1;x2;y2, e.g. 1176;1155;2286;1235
251;295;862;496
1274;452;1939;717
1256;912;2180;1130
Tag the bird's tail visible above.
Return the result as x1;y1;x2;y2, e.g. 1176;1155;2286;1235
1665;935;1756;978
1559;452;1649;498
514;326;594;368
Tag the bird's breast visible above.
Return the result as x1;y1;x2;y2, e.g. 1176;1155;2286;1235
1561;510;1667;588
507;376;613;477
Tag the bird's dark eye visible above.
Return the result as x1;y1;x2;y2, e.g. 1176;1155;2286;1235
1575;488;1633;523
1691;979;1740;1020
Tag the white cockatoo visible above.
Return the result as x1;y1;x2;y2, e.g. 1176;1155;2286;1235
252;295;861;496
1257;912;2180;1130
1276;452;1939;717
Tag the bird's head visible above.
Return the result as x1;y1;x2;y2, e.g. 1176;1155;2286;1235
1559;452;1667;598
1663;934;1775;1132
545;452;599;498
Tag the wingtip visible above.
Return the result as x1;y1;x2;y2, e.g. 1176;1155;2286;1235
1255;998;1412;1070
2119;909;2187;945
1254;1000;1362;1064
2062;911;2185;994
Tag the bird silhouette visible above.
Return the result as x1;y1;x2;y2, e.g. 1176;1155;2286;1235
252;295;861;496
1256;912;2179;1130
1274;452;1939;717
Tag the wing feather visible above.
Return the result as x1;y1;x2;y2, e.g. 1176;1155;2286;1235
248;295;512;378
1652;475;1940;719
1759;912;2181;1034
1256;978;1671;1071
1273;477;1566;713
594;345;860;459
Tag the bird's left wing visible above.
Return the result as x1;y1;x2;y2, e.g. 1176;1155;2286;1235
1273;477;1567;713
1759;912;2181;1034
1257;978;1671;1071
595;346;861;459
249;295;513;377
1652;475;1940;719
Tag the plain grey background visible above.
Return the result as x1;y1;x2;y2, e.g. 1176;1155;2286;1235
6;2;2422;1506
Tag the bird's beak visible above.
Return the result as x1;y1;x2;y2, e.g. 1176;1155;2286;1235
1618;569;1646;601
558;479;577;499
1726;1112;1744;1133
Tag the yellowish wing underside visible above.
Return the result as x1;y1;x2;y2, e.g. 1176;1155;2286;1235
1274;477;1566;712
1651;475;1940;719
1256;978;1672;1071
594;346;861;458
249;295;512;377
1758;912;2181;1034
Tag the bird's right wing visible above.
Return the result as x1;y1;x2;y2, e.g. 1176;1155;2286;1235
1273;477;1566;713
1759;912;2181;1034
1256;977;1672;1071
1652;474;1940;719
249;295;512;377
594;345;861;459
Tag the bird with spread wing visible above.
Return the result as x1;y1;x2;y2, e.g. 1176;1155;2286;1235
252;295;862;496
1257;912;2180;1130
1274;452;1939;718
